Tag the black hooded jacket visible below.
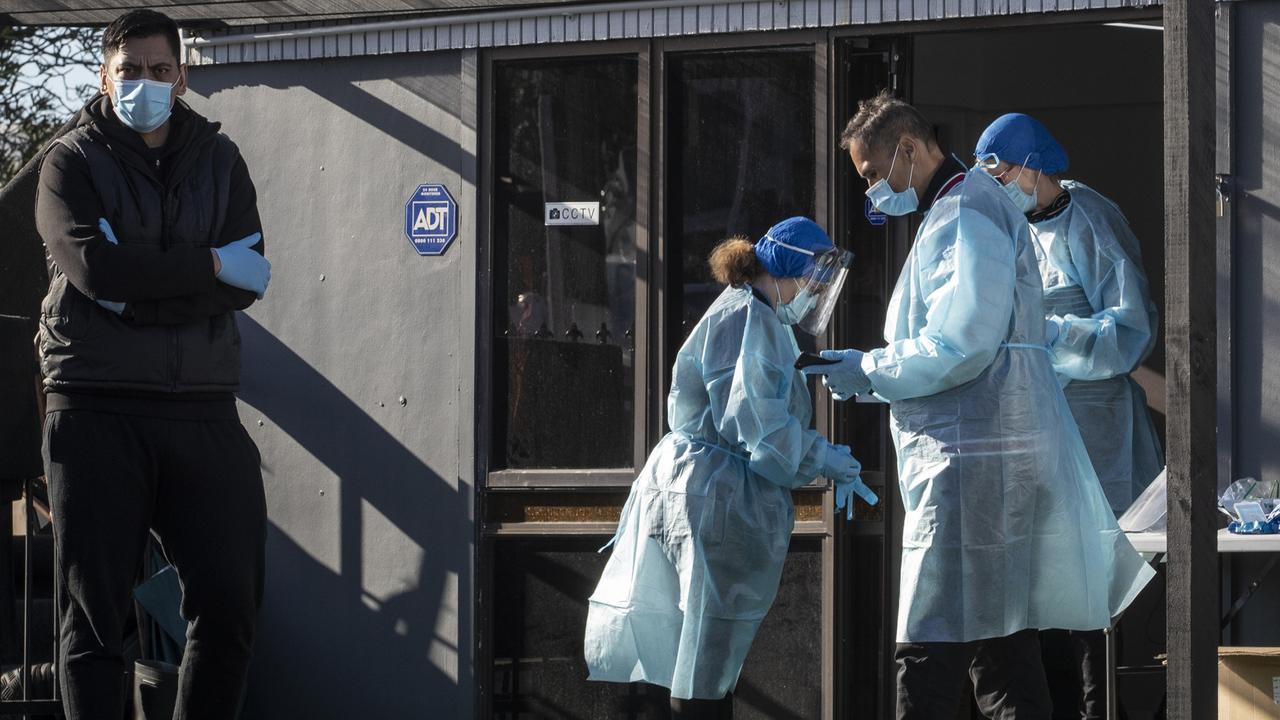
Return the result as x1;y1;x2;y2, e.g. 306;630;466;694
35;95;263;416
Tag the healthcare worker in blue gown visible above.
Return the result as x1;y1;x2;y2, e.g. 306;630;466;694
806;91;1155;720
584;217;877;720
975;113;1164;720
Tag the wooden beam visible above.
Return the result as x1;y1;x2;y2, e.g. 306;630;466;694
1164;0;1219;714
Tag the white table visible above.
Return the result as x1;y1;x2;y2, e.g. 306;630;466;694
1105;529;1280;719
1125;527;1280;554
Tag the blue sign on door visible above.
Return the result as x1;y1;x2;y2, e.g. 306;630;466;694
865;197;887;227
404;184;457;256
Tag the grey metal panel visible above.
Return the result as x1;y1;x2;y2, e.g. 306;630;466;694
183;0;1168;65
184;48;475;718
640;8;656;36
1229;4;1280;650
711;2;728;32
758;0;774;29
7;0;594;24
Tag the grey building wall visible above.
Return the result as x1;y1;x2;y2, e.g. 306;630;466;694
1227;0;1280;647
185;51;478;718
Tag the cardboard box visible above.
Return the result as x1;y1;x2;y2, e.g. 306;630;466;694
1220;647;1280;719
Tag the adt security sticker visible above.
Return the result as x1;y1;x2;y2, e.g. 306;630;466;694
865;197;887;227
404;184;457;256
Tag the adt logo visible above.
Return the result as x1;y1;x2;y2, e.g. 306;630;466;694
404;184;457;256
865;197;887;227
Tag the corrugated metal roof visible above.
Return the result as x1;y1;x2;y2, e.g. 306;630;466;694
0;0;578;26
2;0;1161;60
181;0;1159;65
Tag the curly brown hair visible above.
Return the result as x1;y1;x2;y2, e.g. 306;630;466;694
708;236;762;285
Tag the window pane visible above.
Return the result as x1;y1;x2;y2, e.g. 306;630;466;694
667;50;816;342
493;58;638;470
492;539;669;719
736;537;823;718
491;538;822;719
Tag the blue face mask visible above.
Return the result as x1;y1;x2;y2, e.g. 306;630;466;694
112;78;175;133
999;163;1040;214
774;279;818;326
865;143;918;216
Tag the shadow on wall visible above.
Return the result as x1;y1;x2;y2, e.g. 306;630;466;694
235;316;467;718
190;56;474;170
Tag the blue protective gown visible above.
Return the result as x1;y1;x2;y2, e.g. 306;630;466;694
1035;181;1164;513
858;168;1155;643
585;285;829;700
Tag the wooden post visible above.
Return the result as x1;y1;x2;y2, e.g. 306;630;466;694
1164;0;1218;714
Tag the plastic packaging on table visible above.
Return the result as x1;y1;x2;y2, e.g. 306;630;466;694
1218;477;1280;534
1119;467;1167;533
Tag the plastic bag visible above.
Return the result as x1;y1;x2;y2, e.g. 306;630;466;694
1218;477;1280;534
1119;467;1167;533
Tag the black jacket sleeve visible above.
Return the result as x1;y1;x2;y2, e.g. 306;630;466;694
128;153;265;326
35;142;217;302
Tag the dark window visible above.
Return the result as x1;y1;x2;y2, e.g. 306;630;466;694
492;57;639;470
491;539;669;719
666;49;816;346
491;538;822;719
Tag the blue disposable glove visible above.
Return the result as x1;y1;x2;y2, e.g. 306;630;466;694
835;476;879;520
823;442;878;520
1045;316;1062;349
95;218;126;315
821;443;859;481
801;348;872;400
212;233;269;298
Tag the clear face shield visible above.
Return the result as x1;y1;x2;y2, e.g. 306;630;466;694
791;246;855;336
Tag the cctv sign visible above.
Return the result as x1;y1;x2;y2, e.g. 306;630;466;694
545;202;600;226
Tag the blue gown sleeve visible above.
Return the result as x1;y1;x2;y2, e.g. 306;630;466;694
711;304;827;489
1045;188;1158;381
860;201;1016;401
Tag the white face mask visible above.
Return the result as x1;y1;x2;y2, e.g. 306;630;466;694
111;78;176;133
997;159;1042;214
865;143;919;216
773;278;816;325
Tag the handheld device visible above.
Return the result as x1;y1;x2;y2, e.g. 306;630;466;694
794;352;840;370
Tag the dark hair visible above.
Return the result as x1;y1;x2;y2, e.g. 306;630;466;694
102;10;182;64
839;89;935;155
709;236;762;285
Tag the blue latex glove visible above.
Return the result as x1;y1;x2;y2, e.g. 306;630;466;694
801;348;872;400
95;218;126;315
212;233;269;298
835;476;879;520
821;443;859;481
823;443;877;520
1044;316;1062;349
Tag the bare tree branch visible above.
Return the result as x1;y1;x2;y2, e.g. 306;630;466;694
0;26;99;184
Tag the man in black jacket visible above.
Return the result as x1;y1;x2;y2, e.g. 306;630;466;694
36;10;270;719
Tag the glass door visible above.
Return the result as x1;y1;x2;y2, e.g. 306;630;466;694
663;45;826;718
831;35;911;720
